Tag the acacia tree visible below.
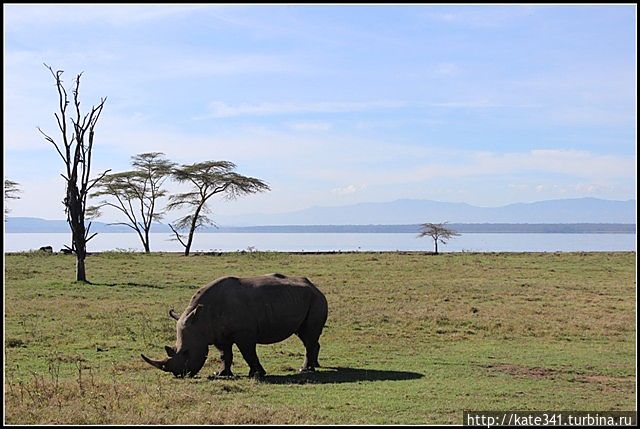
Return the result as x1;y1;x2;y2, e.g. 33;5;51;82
37;64;109;282
417;222;461;254
167;161;270;256
90;152;176;253
4;179;21;219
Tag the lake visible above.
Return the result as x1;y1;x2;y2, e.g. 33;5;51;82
3;232;636;253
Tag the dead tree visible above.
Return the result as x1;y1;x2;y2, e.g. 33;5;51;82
37;64;110;282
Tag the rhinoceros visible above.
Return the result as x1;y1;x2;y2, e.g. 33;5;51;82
141;273;328;378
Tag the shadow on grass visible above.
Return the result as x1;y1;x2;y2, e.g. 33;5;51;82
259;366;424;385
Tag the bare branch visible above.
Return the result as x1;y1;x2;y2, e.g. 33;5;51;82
107;222;141;232
86;169;112;193
168;223;188;248
37;127;67;163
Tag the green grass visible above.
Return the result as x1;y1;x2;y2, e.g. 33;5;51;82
4;250;636;424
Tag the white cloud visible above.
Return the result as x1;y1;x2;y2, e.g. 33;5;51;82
4;4;214;28
549;106;635;126
531;182;619;195
287;121;332;132
198;98;528;119
427;100;506;108
157;54;301;79
433;62;461;77
331;184;366;196
304;148;635;187
425;6;536;28
202;100;407;118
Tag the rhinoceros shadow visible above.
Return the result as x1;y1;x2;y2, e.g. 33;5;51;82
258;366;423;385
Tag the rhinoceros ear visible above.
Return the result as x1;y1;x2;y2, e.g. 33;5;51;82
185;304;204;325
165;345;176;357
169;309;180;321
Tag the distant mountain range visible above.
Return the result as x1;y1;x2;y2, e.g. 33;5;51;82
214;197;636;226
4;198;636;233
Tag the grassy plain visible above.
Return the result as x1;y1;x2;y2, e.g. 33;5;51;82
4;250;637;424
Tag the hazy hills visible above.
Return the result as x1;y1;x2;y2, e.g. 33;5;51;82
5;198;636;233
214;197;636;226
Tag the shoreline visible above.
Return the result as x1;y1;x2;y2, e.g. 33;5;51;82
5;250;637;256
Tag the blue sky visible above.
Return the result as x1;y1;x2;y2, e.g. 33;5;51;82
3;4;637;222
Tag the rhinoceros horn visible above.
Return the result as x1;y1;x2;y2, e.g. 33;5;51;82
169;309;180;321
141;353;168;371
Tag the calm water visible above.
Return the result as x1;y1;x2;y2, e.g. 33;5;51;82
3;232;636;253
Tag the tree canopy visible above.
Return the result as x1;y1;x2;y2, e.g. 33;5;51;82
91;152;175;252
167;161;270;255
4;179;21;218
418;222;461;254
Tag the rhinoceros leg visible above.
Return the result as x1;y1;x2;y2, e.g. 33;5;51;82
214;343;234;376
296;332;320;372
237;341;266;378
296;309;324;372
312;343;320;368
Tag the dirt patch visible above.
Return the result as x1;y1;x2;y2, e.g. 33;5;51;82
482;364;557;379
573;374;636;393
481;364;635;393
576;375;621;383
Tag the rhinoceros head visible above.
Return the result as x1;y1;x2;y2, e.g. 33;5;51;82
141;305;208;377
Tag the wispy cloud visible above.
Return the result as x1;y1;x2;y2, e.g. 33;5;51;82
201;100;407;118
158;54;300;78
287;121;332;132
427;100;508;108
509;182;625;197
331;184;366;196
199;98;533;119
4;4;214;27
441;149;635;181
433;62;461;77
424;5;536;28
305;149;635;186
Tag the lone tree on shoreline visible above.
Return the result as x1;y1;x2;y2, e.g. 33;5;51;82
418;222;461;254
167;161;270;256
90;152;176;253
38;64;110;283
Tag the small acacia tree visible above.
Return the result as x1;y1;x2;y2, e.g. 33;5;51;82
167;161;270;256
90;152;176;253
4;179;21;219
37;64;109;282
417;222;461;254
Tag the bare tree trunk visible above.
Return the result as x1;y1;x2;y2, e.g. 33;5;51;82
184;203;205;256
184;225;196;256
144;230;150;253
184;231;195;256
68;183;89;282
434;240;438;255
76;253;87;282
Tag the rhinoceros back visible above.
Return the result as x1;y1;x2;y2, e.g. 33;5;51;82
190;273;327;345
